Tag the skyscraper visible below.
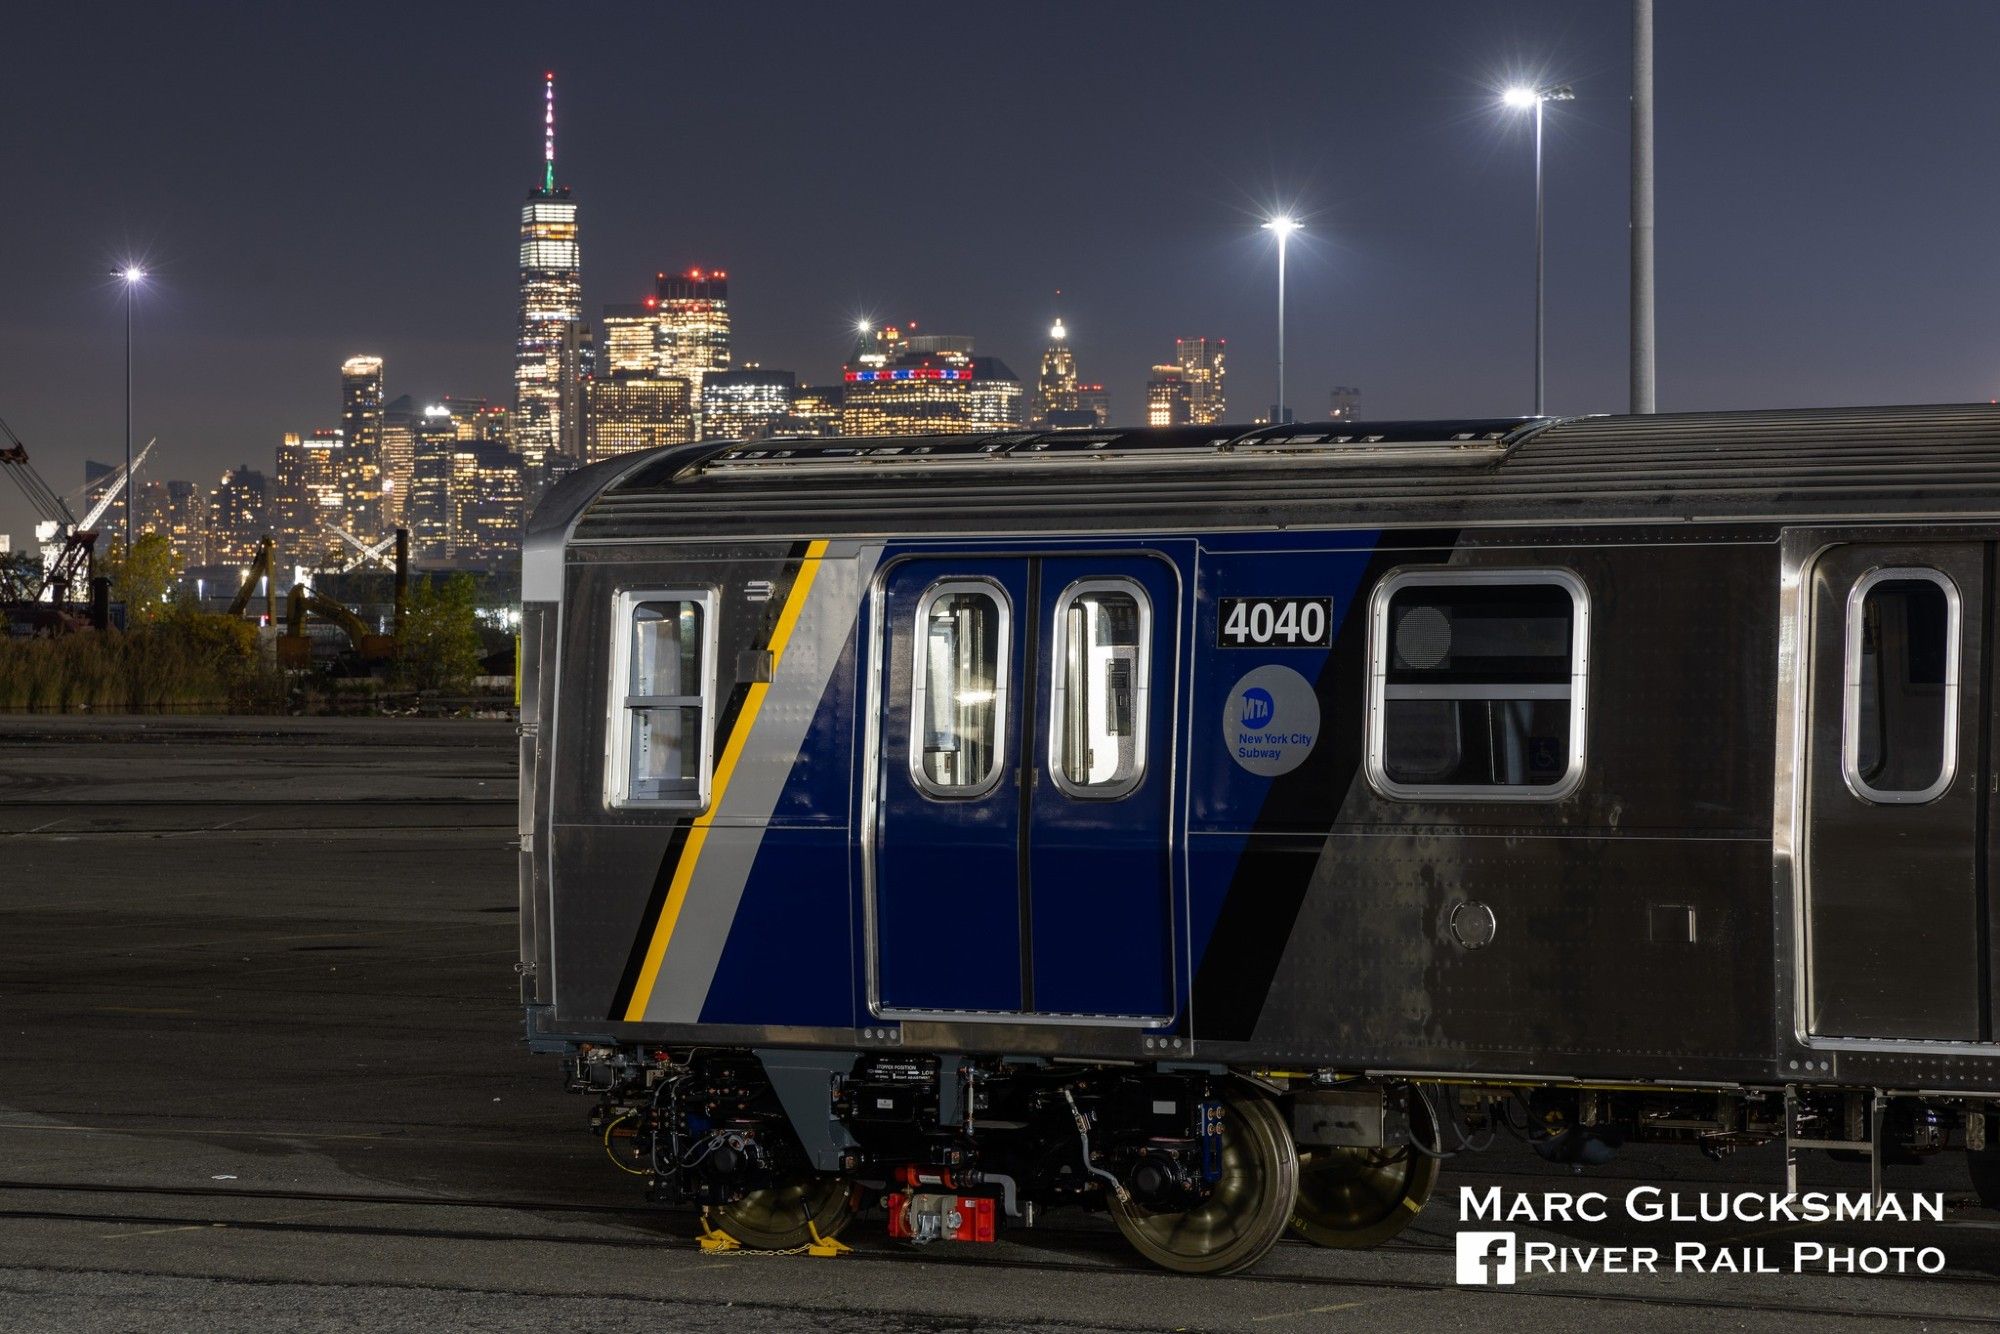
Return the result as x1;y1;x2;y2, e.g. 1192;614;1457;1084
1328;387;1361;420
207;466;271;564
655;269;731;407
514;73;584;490
449;441;525;566
841;327;1022;436
339;356;385;532
700;368;795;442
379;394;417;525
1073;383;1110;428
275;428;346;563
406;408;459;561
1146;364;1191;427
602;300;661;375
1174;337;1226;424
584;374;697;463
1032;318;1080;426
134;479;203;567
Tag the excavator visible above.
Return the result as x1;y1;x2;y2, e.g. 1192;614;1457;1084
275;529;406;669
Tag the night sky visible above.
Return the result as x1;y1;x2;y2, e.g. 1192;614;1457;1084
6;1;2000;542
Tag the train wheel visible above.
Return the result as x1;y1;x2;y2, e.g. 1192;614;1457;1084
1108;1086;1298;1275
1290;1090;1439;1249
1970;1148;2000;1210
706;1174;856;1251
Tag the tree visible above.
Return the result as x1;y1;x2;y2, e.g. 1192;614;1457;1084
99;532;181;622
397;572;483;691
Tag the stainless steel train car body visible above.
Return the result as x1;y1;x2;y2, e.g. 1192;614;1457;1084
516;406;2000;1266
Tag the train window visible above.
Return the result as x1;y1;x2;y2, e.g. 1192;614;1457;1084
1050;579;1150;798
1843;567;1960;804
1365;569;1588;800
607;591;716;809
911;580;1010;798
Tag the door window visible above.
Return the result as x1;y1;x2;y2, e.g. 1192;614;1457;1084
608;591;715;808
1050;579;1150;798
1844;567;1960;804
1366;569;1589;799
911;580;1010;797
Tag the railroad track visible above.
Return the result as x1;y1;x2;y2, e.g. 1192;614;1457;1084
3;1177;2000;1327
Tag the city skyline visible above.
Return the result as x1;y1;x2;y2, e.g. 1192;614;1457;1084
10;2;2000;543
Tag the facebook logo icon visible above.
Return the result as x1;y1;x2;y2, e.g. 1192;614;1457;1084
1456;1231;1518;1285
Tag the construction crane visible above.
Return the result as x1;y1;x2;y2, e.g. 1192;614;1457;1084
327;525;398;572
0;412;154;604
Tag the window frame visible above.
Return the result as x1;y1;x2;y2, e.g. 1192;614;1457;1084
1046;576;1152;801
908;577;1012;801
1364;566;1590;802
605;587;719;811
1841;565;1961;806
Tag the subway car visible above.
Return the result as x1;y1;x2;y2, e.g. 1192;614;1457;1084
516;405;2000;1274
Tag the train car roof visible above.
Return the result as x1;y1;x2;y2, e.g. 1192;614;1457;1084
539;403;2000;547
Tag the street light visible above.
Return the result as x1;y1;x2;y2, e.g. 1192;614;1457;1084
1502;84;1573;416
1261;214;1299;425
115;265;147;553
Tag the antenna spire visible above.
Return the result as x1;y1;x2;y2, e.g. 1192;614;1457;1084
542;72;556;194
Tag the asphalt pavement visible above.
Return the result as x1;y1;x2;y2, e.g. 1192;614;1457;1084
3;715;1999;1332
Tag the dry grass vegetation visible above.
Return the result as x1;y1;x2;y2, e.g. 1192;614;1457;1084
0;609;282;712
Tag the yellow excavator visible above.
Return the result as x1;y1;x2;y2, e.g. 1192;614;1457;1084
272;529;407;669
226;536;279;622
279;584;396;667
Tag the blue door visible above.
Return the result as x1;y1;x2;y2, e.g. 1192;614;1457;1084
873;558;1030;1013
873;553;1178;1020
1026;555;1178;1018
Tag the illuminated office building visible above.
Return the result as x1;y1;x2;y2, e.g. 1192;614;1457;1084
1146;364;1191;427
439;396;510;443
405;411;451;560
1329;386;1361;420
602;301;662;375
339;356;385;531
787;384;845;437
700;368;795;442
1174;337;1226;424
584;374;697;463
515;73;584;487
1032;318;1080;425
274;428;346;563
379;395;417;525
450;441;525;566
655;268;731;404
134;479;203;567
207;466;271;564
840;327;1022;436
1072;383;1109;428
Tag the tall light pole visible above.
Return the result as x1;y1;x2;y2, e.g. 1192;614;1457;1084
1261;215;1298;425
1503;84;1573;416
116;266;146;553
1631;0;1657;413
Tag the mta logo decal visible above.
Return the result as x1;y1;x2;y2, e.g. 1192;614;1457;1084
1239;687;1275;730
1456;1232;1517;1286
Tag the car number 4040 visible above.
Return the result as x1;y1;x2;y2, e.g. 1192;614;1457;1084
1217;597;1333;648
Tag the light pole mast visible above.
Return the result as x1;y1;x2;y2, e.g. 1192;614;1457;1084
1504;85;1572;417
1261;215;1298;425
117;266;146;553
1631;0;1657;413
